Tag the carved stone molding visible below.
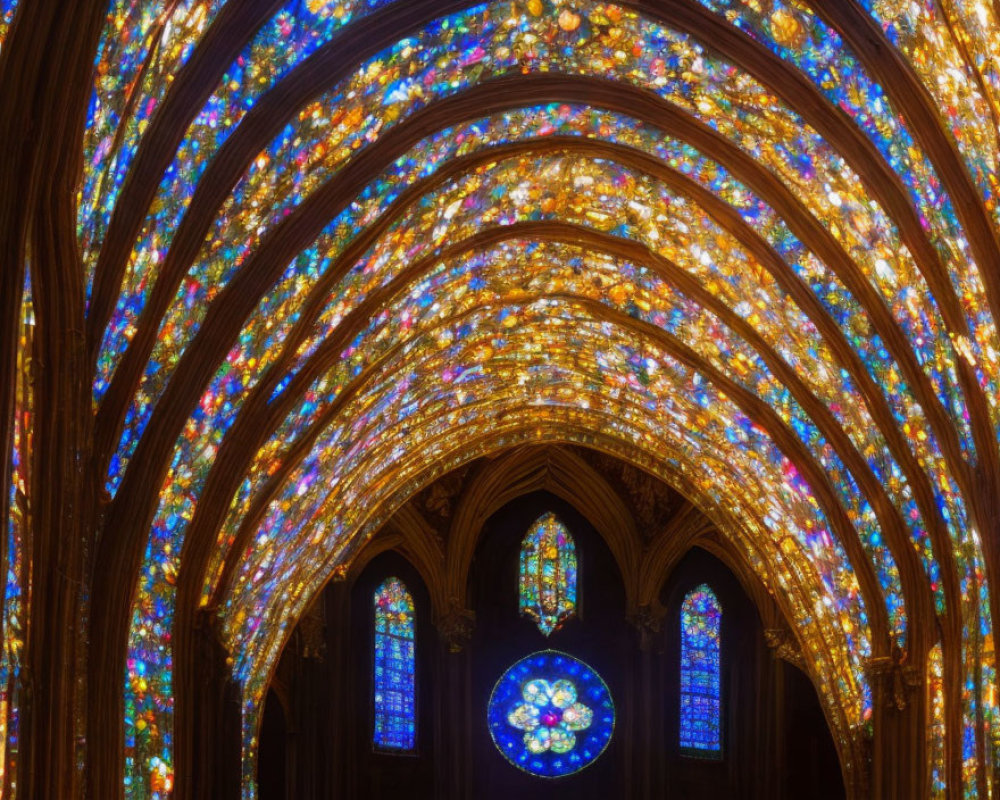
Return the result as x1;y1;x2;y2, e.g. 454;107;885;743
298;600;326;661
416;465;471;528
580;449;686;539
628;603;666;651
764;627;805;670
436;600;476;653
865;645;920;712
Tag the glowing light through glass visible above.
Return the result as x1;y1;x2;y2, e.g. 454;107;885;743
680;585;722;757
373;577;416;752
488;650;614;778
519;513;578;637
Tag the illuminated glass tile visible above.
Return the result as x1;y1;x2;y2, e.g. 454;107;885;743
928;642;946;797
2;268;31;796
0;0;17;54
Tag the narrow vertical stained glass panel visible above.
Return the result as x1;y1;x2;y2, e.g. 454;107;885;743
373;577;416;752
519;513;578;636
680;584;722;757
928;643;946;797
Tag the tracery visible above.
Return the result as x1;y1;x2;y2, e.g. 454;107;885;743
519;513;578;636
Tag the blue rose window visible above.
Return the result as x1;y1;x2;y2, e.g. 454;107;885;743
488;650;614;777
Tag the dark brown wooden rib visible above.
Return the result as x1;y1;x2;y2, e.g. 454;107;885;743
165;130;960;685
233;411;868;792
97;1;987;502
184;207;937;646
101;76;976;576
85;7;999;795
199;247;888;646
219;374;877;663
85;0;286;365
90;0;479;470
644;0;996;485
168;133;954;628
158;120;959;660
650;17;996;754
815;0;1000;441
198;293;888;788
643;21;996;760
803;5;1000;789
6;0;997;796
0;3;107;800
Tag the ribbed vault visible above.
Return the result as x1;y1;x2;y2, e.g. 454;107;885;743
2;0;1000;798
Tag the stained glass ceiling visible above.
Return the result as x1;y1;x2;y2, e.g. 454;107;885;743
4;0;1000;797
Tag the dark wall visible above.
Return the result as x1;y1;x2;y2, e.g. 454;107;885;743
257;690;288;800
255;492;845;800
348;551;436;800
656;547;845;800
784;663;847;799
658;548;765;799
468;491;629;800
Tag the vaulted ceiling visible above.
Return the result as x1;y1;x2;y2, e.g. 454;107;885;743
2;1;1000;798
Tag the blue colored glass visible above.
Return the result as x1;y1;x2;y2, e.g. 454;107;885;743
373;577;416;751
680;585;722;756
488;650;614;778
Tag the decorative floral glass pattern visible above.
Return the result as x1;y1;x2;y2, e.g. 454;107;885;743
508;679;594;754
680;585;722;756
488;651;614;778
519;513;578;637
373;578;416;751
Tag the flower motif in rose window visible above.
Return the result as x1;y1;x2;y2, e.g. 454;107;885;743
507;678;594;754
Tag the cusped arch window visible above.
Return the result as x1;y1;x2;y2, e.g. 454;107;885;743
372;576;416;752
518;512;578;636
679;584;722;758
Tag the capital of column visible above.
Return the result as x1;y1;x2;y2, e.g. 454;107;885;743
628;603;667;651
436;600;476;653
764;627;805;670
299;599;326;661
864;645;920;711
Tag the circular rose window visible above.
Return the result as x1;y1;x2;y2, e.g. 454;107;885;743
487;650;615;777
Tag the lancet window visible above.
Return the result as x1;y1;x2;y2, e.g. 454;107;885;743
373;577;416;751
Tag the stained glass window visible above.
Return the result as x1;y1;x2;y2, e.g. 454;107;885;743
488;650;615;778
680;584;722;757
519;513;578;636
373;577;416;751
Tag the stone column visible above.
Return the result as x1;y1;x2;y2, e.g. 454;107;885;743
323;580;354;800
292;599;328;800
190;609;242;800
762;628;801;800
629;603;667;800
866;645;925;800
433;603;475;800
